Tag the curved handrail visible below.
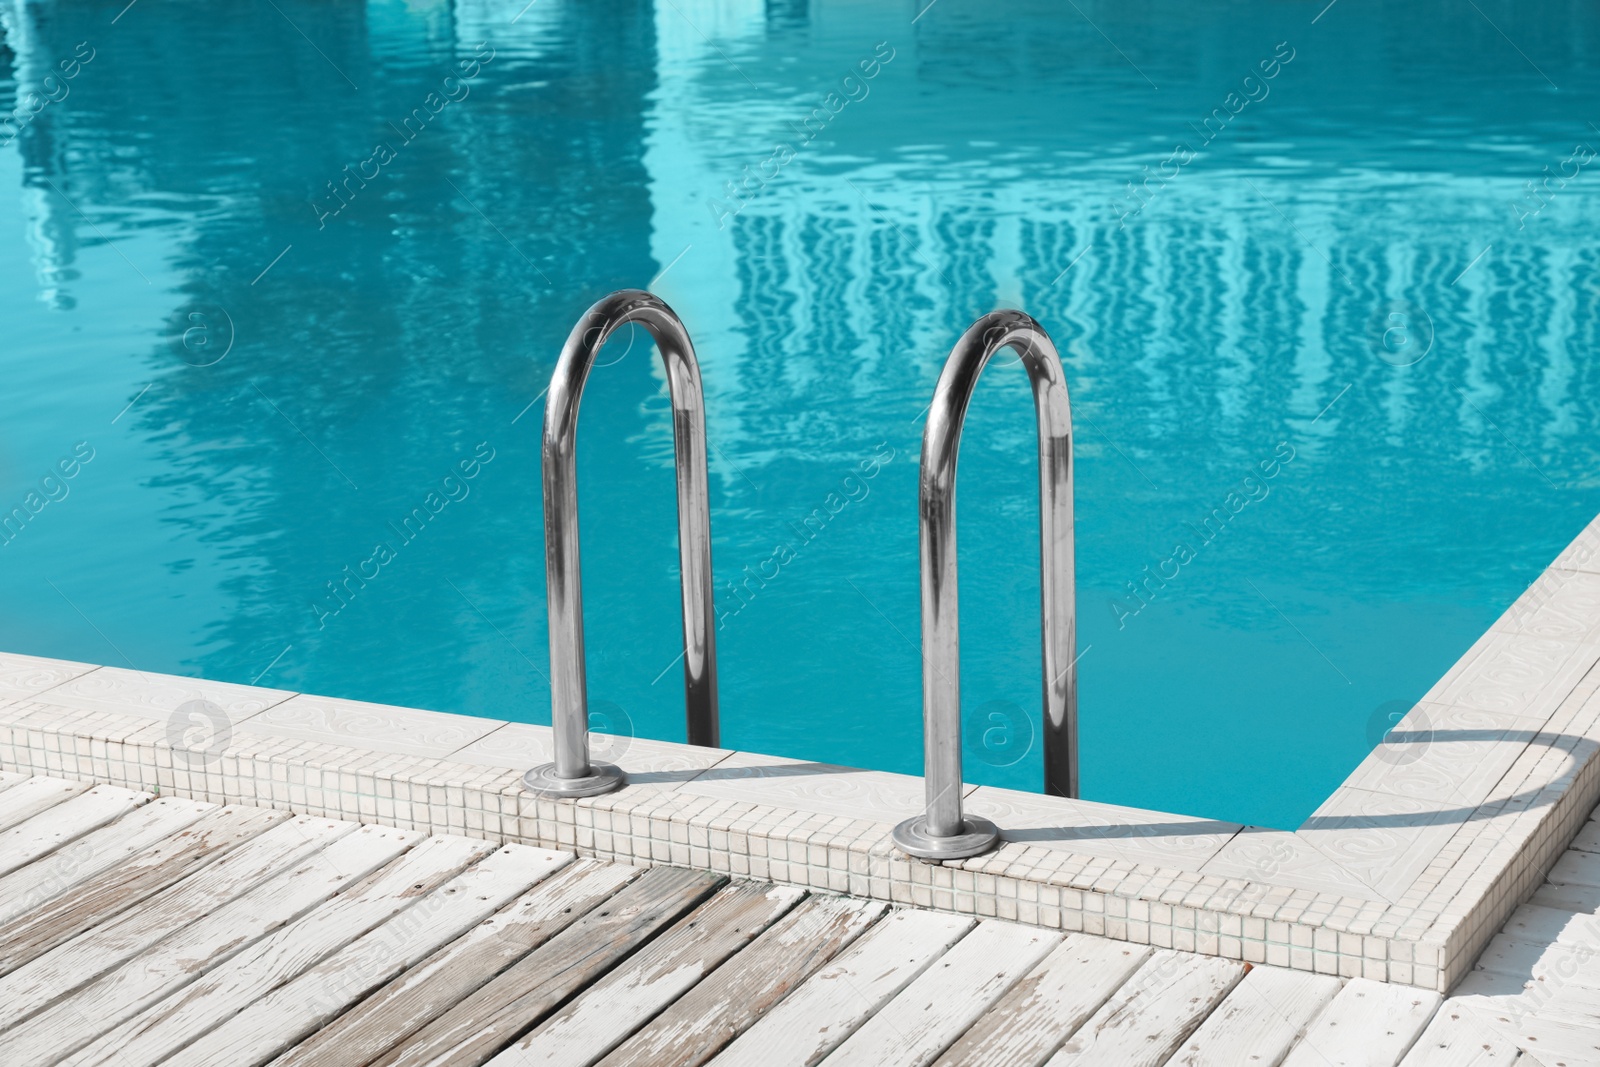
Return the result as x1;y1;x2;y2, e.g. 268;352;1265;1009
892;310;1076;859
523;289;719;798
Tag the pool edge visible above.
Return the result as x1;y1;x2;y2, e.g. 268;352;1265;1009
1;510;1596;993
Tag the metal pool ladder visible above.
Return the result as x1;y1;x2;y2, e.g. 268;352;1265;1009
522;289;719;798
892;310;1077;860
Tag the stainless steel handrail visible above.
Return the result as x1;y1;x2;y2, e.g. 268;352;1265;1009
892;309;1076;859
523;289;719;798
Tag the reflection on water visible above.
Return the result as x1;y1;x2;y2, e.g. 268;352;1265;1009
1;0;1596;829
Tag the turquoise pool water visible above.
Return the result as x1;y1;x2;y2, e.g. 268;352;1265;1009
2;0;1597;830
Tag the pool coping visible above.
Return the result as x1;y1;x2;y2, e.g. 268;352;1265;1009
2;512;1597;992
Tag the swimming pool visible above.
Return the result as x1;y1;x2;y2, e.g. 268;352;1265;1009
1;0;1596;830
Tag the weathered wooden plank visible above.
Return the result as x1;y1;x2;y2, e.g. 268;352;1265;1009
1169;965;1343;1067
594;895;884;1067
712;909;975;1067
932;935;1154;1067
1546;850;1600;888
1472;935;1593;983
0;795;213;923
269;858;641;1067
1279;977;1442;1067
1045;951;1245;1067
1446;973;1538;1008
1496;904;1599;948
1572;817;1600;855
0;770;26;793
1398;1004;1522;1066
67;834;497;1067
1461;981;1584;1026
0;784;152;877
1484;1011;1600;1063
822;919;1062;1067
164;844;573;1067
489;882;807;1067
1535;970;1600;1022
0;823;416;1067
62;835;482;1064
0;805;299;977
1530;881;1600;914
0;776;91;833
370;866;723;1067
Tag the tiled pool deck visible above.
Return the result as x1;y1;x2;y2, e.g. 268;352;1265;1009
2;512;1598;994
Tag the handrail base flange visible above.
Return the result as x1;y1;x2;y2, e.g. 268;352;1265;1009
522;762;625;798
892;814;1000;860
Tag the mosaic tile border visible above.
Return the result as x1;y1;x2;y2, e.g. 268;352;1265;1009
2;512;1599;992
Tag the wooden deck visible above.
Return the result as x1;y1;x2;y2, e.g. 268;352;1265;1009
0;773;1595;1067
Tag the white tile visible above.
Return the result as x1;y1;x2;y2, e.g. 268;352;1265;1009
963;786;1240;871
1424;630;1600;723
235;692;504;758
0;651;98;705
676;750;966;825
1494;569;1600;643
1340;704;1535;808
1200;828;1386;901
1300;787;1463;902
33;665;292;724
448;721;732;785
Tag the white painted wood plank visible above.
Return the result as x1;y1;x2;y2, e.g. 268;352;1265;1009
1535;969;1600;1021
711;909;975;1067
0;776;90;833
933;935;1153;1067
1546;850;1600;888
161;843;571;1067
1496;903;1600;947
1447;974;1539;1006
1045;951;1245;1067
1471;935;1597;983
488;882;804;1067
595;895;887;1067
1529;880;1600;913
1571;818;1600;854
1171;966;1343;1067
1398;1004;1521;1066
0;770;25;793
269;859;641;1067
370;866;722;1067
0;795;212;922
1491;1012;1600;1063
820;919;1061;1067
1279;977;1442;1067
0;822;415;1067
64;833;491;1067
0;805;299;977
0;784;152;876
0;814;352;1016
